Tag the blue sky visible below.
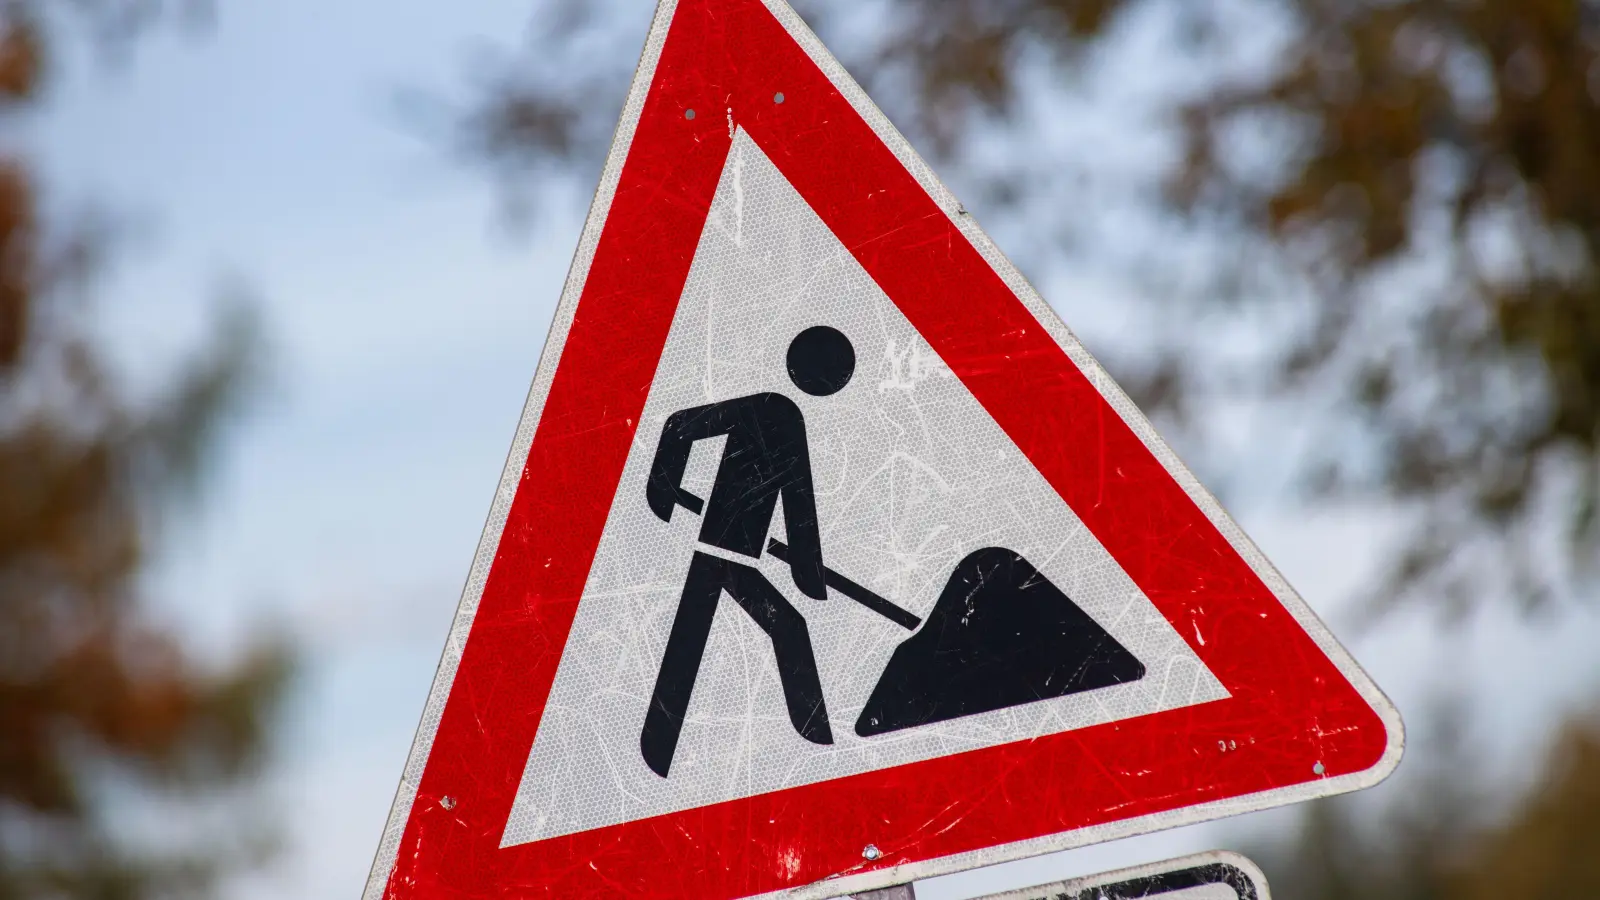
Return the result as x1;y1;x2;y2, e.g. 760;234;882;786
29;1;1600;897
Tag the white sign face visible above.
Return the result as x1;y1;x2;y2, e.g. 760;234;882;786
504;132;1228;845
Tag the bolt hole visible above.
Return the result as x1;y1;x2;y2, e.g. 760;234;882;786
1312;761;1326;776
862;844;881;861
685;109;696;120
440;796;457;810
774;92;785;104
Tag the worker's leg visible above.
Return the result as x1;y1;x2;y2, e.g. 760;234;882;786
641;552;728;777
726;562;834;746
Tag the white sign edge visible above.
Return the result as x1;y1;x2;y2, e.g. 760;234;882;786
361;1;1405;897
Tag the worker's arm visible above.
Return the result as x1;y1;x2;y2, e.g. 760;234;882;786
779;422;827;602
646;404;718;522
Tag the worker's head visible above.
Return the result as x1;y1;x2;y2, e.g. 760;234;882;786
787;325;855;397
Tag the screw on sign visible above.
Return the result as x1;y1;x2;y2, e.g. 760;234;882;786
362;1;1404;898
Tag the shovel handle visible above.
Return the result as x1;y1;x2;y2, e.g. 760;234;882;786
665;488;918;630
766;539;921;631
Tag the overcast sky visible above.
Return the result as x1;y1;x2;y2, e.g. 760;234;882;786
31;1;1600;897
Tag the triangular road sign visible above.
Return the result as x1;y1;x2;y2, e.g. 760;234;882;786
364;1;1402;897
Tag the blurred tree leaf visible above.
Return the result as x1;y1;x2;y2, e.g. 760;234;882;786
1;2;288;898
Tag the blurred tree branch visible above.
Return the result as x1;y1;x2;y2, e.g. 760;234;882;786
1;2;289;898
1165;0;1600;619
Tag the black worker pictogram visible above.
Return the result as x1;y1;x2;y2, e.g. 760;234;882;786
640;325;1145;778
